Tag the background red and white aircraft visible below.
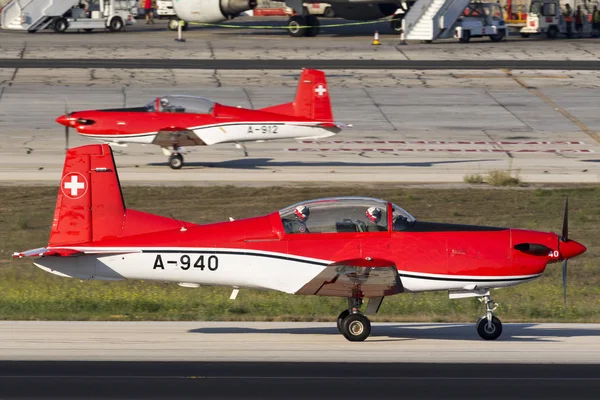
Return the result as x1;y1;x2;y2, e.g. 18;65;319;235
55;69;343;169
14;144;586;341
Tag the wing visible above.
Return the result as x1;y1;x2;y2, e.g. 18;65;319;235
295;258;403;297
152;129;206;147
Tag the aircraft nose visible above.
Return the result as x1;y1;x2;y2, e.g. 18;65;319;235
560;240;587;260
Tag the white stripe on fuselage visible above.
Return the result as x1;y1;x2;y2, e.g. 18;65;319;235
79;122;336;146
34;247;543;295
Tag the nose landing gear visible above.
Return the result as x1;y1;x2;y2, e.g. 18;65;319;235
476;293;502;340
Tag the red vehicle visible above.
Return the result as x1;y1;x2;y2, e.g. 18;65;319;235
55;69;343;169
14;144;586;342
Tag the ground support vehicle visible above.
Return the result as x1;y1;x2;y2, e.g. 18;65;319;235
454;2;508;42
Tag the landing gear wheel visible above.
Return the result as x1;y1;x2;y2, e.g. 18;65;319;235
476;316;503;340
109;17;124;32
169;153;184;170
323;7;335;18
489;31;505;42
287;16;307;37
341;313;371;342
53;17;68;33
305;15;320;37
84;28;93;32
459;30;471;43
547;25;558;39
520;32;530;38
336;310;350;333
390;16;403;33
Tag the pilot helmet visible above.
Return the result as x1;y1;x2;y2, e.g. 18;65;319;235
294;205;310;222
366;207;382;223
160;98;170;107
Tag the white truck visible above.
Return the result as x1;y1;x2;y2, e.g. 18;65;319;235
520;0;592;38
454;2;508;42
1;0;135;32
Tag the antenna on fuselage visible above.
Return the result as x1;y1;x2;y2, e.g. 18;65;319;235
169;213;188;232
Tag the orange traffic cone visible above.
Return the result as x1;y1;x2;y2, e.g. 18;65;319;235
372;30;381;45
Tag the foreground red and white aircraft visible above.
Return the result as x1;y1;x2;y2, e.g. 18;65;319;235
55;69;342;169
14;144;586;341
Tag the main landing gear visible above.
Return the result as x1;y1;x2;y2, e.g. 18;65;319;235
168;153;184;169
287;15;320;37
476;293;502;340
336;297;372;342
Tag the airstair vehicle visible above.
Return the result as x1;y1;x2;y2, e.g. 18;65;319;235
400;0;479;41
0;0;135;32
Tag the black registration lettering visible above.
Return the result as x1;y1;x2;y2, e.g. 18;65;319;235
152;254;219;271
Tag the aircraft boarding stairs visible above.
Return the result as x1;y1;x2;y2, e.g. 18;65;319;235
401;0;473;41
1;0;79;31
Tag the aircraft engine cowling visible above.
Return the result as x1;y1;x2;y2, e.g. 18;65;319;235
173;0;257;23
330;3;399;20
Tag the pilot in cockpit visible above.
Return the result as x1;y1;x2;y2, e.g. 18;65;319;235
361;206;386;232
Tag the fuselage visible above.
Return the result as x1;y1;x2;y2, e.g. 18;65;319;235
35;212;581;296
57;104;337;146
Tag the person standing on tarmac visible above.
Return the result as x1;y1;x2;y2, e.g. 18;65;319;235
593;5;600;37
574;5;584;37
564;3;574;38
144;0;155;24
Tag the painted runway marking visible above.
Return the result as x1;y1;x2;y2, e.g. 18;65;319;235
285;148;595;153
299;140;587;145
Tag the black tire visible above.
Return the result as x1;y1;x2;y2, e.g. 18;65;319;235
390;16;403;33
168;17;180;31
489;30;505;42
109;17;123;32
476;316;503;340
84;28;93;32
287;16;307;37
336;310;350;333
520;32;530;38
459;30;471;43
323;7;335;18
341;313;371;342
53;18;68;33
547;25;558;39
305;15;320;37
182;21;189;31
169;154;184;170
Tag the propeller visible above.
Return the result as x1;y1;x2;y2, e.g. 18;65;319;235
560;198;568;311
64;103;70;152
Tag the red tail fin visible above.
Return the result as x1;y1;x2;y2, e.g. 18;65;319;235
49;144;183;247
260;69;333;122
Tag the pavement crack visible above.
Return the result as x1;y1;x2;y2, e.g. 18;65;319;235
207;41;216;60
571;42;598;60
18;42;27;59
484;89;533;132
213;69;222;87
363;88;397;131
394;45;411;60
122;86;127;108
243;88;254;109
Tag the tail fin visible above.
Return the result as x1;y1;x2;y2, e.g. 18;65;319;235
260;69;333;122
49;144;183;247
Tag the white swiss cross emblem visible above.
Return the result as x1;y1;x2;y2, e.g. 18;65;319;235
61;172;88;199
314;84;327;97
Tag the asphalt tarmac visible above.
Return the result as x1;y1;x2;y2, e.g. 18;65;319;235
1;361;599;399
3;59;600;70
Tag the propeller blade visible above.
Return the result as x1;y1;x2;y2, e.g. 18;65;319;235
65;125;69;152
562;197;569;242
562;259;568;311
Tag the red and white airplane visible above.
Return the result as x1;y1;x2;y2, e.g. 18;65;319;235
55;69;342;169
14;144;586;341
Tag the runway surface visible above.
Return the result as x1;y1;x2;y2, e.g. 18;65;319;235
2;321;600;363
4;59;600;70
1;75;598;184
1;361;600;399
1;322;600;399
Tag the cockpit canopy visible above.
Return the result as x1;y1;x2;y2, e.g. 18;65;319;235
144;95;216;114
278;197;415;234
